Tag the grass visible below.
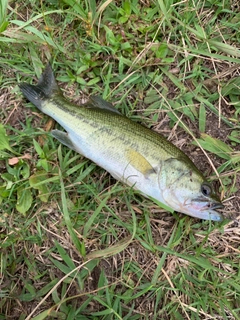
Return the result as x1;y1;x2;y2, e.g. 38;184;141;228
0;0;240;319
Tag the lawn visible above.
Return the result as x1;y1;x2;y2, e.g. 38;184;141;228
0;0;240;319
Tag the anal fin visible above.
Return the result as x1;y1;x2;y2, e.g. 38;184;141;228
51;129;77;152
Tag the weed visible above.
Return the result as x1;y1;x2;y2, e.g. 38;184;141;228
0;0;240;319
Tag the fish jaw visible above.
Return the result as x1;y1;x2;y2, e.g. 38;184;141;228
161;187;224;221
181;199;224;221
159;158;224;221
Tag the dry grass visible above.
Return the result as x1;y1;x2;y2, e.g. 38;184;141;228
1;0;240;319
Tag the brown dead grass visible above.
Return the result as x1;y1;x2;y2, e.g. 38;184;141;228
1;34;240;320
2;199;240;319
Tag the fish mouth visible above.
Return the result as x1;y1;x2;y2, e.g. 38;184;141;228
192;197;224;212
209;202;224;210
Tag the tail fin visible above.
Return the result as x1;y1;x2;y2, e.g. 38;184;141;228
19;63;61;110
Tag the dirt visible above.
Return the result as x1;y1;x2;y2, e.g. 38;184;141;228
1;60;239;319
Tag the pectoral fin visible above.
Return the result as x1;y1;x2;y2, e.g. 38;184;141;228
126;149;156;177
51;129;77;151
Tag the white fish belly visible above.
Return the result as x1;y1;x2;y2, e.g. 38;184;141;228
68;130;165;205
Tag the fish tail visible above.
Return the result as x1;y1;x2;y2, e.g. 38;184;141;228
19;63;61;110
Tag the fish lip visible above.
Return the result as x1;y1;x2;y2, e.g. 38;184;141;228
192;197;224;211
210;203;224;210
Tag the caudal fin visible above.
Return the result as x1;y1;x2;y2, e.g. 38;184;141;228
19;63;61;110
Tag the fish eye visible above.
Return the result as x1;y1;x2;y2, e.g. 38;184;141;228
201;183;212;197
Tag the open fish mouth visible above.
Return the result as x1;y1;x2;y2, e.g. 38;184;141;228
191;196;224;211
200;201;224;212
209;202;224;210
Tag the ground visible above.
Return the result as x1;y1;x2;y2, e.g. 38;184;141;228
0;1;240;319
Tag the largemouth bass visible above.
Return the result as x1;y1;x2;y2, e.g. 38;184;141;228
19;64;224;221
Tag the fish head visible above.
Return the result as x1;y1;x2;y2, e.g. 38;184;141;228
159;158;224;221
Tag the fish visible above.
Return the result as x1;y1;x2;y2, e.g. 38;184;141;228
19;63;224;221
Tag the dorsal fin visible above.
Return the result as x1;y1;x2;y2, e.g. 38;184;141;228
85;96;121;114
